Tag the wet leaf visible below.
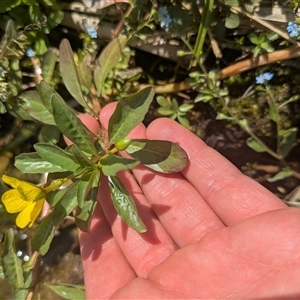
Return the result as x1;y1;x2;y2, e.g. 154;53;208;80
100;155;139;176
19;91;55;125
126;139;188;173
108;87;154;144
46;283;86;300
15;152;66;173
1;229;24;288
34;143;80;172
94;36;127;96
51;93;98;156
59;39;87;108
108;176;147;233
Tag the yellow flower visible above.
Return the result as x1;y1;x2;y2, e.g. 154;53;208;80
1;175;45;228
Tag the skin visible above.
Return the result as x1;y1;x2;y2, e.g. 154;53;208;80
76;103;300;299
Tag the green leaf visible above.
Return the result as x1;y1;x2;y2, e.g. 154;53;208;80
1;229;24;288
108;87;154;144
39;124;61;144
94;36;127;96
77;170;100;208
179;103;194;112
15;152;66;173
47;11;64;30
45;283;86;300
78;54;92;93
59;39;87;108
156;96;170;108
69;144;94;167
75;190;98;233
46;188;68;207
246;137;267;153
279;128;298;158
51;92;98;156
225;12;240;29
267;169;293;183
108;176;147;233
126;139;188;173
31;215;55;256
41;49;58;84
100;155;139;176
157;107;174;116
19;91;55;125
224;0;242;6
0;0;20;13
34;143;80;172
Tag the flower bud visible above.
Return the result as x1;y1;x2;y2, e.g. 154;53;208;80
115;138;132;151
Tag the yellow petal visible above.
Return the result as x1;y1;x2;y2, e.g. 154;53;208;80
16;202;36;228
28;198;45;227
2;189;30;213
2;175;43;202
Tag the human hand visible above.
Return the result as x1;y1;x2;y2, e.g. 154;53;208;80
79;103;300;299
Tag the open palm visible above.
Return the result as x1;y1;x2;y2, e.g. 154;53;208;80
77;104;300;299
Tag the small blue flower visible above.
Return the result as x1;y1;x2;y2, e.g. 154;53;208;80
25;48;35;58
86;27;98;39
158;6;172;31
256;72;274;84
287;22;300;38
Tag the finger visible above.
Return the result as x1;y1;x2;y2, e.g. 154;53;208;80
146;118;286;225
79;185;136;299
100;103;225;247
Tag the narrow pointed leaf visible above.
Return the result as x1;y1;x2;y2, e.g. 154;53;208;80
75;197;98;232
69;144;94;167
31;215;55;256
46;284;86;300
15;152;66;173
39;80;57;114
41;49;58;84
108;176;147;233
108;87;154;144
19;90;55;125
77;170;100;208
246;137;267;153
279;128;298;158
34;143;80;172
94;36;127;96
51;94;98;155
100;155;139;176
59;39;87;108
126;139;188;173
1;229;24;288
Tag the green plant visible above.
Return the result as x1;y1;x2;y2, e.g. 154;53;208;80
0;38;188;299
157;95;194;128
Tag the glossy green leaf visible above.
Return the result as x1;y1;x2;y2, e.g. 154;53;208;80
34;143;80;172
108;176;147;233
19;91;55;125
77;170;100;208
108;87;154;144
94;36;127;96
246;137;267;153
15;152;66;173
46;283;86;300
100;155;139;176
51;93;98;156
279;128;298;159
41;49;58;83
46;188;68;207
59;39;87;108
31;214;55;256
126;139;188;173
1;229;24;288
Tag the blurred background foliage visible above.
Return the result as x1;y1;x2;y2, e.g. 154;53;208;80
1;0;300;299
